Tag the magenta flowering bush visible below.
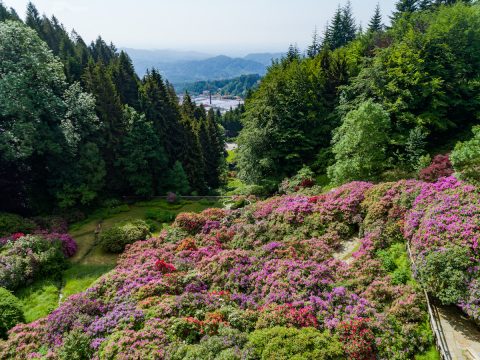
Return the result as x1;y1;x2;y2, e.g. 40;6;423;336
0;234;75;291
2;179;479;358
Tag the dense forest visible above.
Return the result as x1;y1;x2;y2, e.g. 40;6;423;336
175;74;261;97
0;2;225;214
237;0;480;191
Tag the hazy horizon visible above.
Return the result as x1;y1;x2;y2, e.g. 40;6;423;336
4;0;396;56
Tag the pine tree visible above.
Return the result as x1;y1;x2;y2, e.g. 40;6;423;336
111;51;140;109
323;3;357;50
200;108;224;189
391;0;418;22
179;94;207;194
285;44;301;63
82;60;126;193
25;2;42;32
164;161;190;195
307;27;321;58
341;1;357;44
368;4;384;32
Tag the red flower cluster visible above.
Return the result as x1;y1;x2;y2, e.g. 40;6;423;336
11;233;25;240
419;154;453;182
155;259;176;274
337;319;376;360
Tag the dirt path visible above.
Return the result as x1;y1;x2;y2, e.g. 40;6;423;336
333;237;361;264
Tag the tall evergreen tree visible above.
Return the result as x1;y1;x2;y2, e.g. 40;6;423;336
82;60;126;193
307;27;322;58
200;109;224;189
179;94;207;193
391;0;418;22
324;3;357;50
341;1;357;44
368;4;384;32
111;51;140;109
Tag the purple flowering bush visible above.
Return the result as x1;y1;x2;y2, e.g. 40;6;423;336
1;179;478;358
0;233;77;291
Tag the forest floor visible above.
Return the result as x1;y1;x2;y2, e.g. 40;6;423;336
16;198;221;323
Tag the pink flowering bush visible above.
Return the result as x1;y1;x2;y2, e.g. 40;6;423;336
3;178;479;358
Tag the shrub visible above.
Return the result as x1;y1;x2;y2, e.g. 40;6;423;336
417;246;473;305
101;220;150;253
337;319;376;360
279;166;317;194
57;329;94;360
145;209;176;223
0;287;25;339
418;154;453;182
167;192;178;204
451;125;480;184
246;327;343;360
0;235;67;290
0;213;35;237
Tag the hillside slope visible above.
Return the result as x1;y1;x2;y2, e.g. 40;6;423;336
3;177;478;358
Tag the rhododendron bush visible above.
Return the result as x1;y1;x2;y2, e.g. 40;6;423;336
1;178;479;359
0;233;77;291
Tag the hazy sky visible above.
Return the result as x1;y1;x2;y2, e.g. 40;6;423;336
4;0;396;56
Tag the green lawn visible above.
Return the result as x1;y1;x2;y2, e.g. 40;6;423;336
16;278;60;323
16;198;222;322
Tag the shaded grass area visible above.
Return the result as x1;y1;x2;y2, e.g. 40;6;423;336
15;198;221;323
62;264;115;299
16;278;60;323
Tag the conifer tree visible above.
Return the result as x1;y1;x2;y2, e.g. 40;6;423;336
391;0;418;22
341;1;357;44
200;108;224;189
307;27;321;58
368;4;384;32
25;2;42;32
179;94;207;193
82;60;126;192
164;161;191;195
112;51;140;109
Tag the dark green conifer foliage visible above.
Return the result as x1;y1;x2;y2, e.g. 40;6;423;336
368;4;384;32
82;60;126;193
112;51;140;109
165;161;191;195
200;109;225;189
391;0;418;22
179;94;207;193
118;107;168;197
324;3;357;50
307;28;322;58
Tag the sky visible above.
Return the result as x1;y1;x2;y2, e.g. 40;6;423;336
4;0;396;56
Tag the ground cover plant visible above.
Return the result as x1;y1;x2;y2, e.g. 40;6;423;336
3;178;476;359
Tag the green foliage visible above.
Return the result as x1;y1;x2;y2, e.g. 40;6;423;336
328;100;391;184
377;243;412;285
165;161;191;195
15;278;59;323
100;220;150;253
62;264;114;299
57;329;94;360
145;209;176;223
0;212;35;237
417;246;473;304
246;327;343;360
0;287;25;339
451;125;480;184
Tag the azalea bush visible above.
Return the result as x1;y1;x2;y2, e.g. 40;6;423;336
3;178;479;359
0;234;75;291
418;154;453;182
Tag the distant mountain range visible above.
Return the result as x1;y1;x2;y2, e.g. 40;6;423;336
122;48;283;84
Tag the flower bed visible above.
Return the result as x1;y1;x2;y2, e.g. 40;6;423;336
2;179;478;358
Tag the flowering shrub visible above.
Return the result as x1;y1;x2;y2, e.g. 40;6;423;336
337;319;376;360
100;219;150;253
2;178;478;358
418;154;453;182
0;234;73;290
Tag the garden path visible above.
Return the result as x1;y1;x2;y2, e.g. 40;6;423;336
433;304;480;360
